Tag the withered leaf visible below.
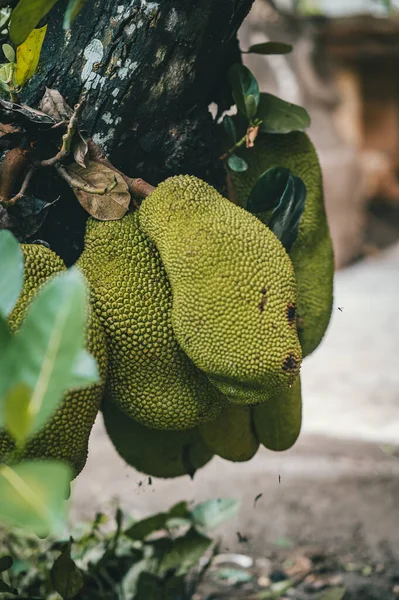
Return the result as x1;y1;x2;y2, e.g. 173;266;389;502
0;99;55;129
9;195;58;239
73;131;89;168
246;125;259;148
65;161;130;221
39;88;73;121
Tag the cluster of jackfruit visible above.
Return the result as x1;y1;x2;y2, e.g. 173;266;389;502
0;132;333;480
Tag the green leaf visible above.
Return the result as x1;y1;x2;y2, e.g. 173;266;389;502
0;580;18;595
247;166;293;214
227;154;248;172
69;349;99;390
125;512;167;541
245;94;257;120
158;528;212;577
0;230;24;318
135;572;165;600
190;498;239;530
9;0;58;46
4;382;33;445
222;115;236;145
268;172;306;252
168;501;190;519
257;93;311;134
0;461;72;536
0;268;87;434
228;63;260;117
246;41;293;55
2;43;15;63
63;0;87;29
317;588;346;600
51;540;84;599
14;25;47;88
0;555;13;572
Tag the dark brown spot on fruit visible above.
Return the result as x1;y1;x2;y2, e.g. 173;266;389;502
258;287;267;314
282;354;299;373
287;303;296;325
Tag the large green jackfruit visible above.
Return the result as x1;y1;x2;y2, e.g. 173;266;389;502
139;175;302;405
78;212;224;431
0;244;108;476
253;375;302;452
231;132;334;357
102;396;213;478
199;405;259;462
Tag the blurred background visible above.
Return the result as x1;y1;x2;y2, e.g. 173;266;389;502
71;1;399;597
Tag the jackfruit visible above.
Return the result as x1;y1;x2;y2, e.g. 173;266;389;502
200;405;259;462
77;211;224;431
139;175;302;405
231;132;334;357
102;395;213;478
253;375;302;451
0;244;108;476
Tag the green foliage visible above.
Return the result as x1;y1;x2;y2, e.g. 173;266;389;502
9;0;58;46
9;0;88;45
0;461;71;537
0;498;238;599
228;63;260;120
0;230;23;318
0;230;98;537
257;93;311;134
246;167;306;252
222;61;310;175
227;153;248;172
63;0;88;29
245;41;293;55
51;539;84;599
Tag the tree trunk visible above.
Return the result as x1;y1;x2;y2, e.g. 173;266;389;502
3;0;255;263
27;0;253;185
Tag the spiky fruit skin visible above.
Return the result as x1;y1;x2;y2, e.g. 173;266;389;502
199;405;259;462
0;244;108;477
139;175;302;405
102;396;213;478
232;132;334;357
77;212;224;431
253;375;302;452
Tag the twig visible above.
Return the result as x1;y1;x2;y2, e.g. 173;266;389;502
56;164;118;195
35;97;86;168
4;166;35;206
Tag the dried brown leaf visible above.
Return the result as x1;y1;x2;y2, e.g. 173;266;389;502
73;131;89;168
39;88;73;121
66;161;130;221
246;125;259;148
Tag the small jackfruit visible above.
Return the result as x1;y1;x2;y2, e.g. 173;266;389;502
139;175;302;405
231;132;334;357
102;396;213;478
78;212;224;431
199;405;259;462
253;375;302;452
0;244;108;476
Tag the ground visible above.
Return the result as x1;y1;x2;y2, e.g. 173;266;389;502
70;239;399;599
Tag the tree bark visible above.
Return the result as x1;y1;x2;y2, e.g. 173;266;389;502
26;0;253;186
3;0;255;263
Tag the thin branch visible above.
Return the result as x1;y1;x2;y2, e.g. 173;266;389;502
4;166;35;206
56;164;118;195
36;98;86;168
